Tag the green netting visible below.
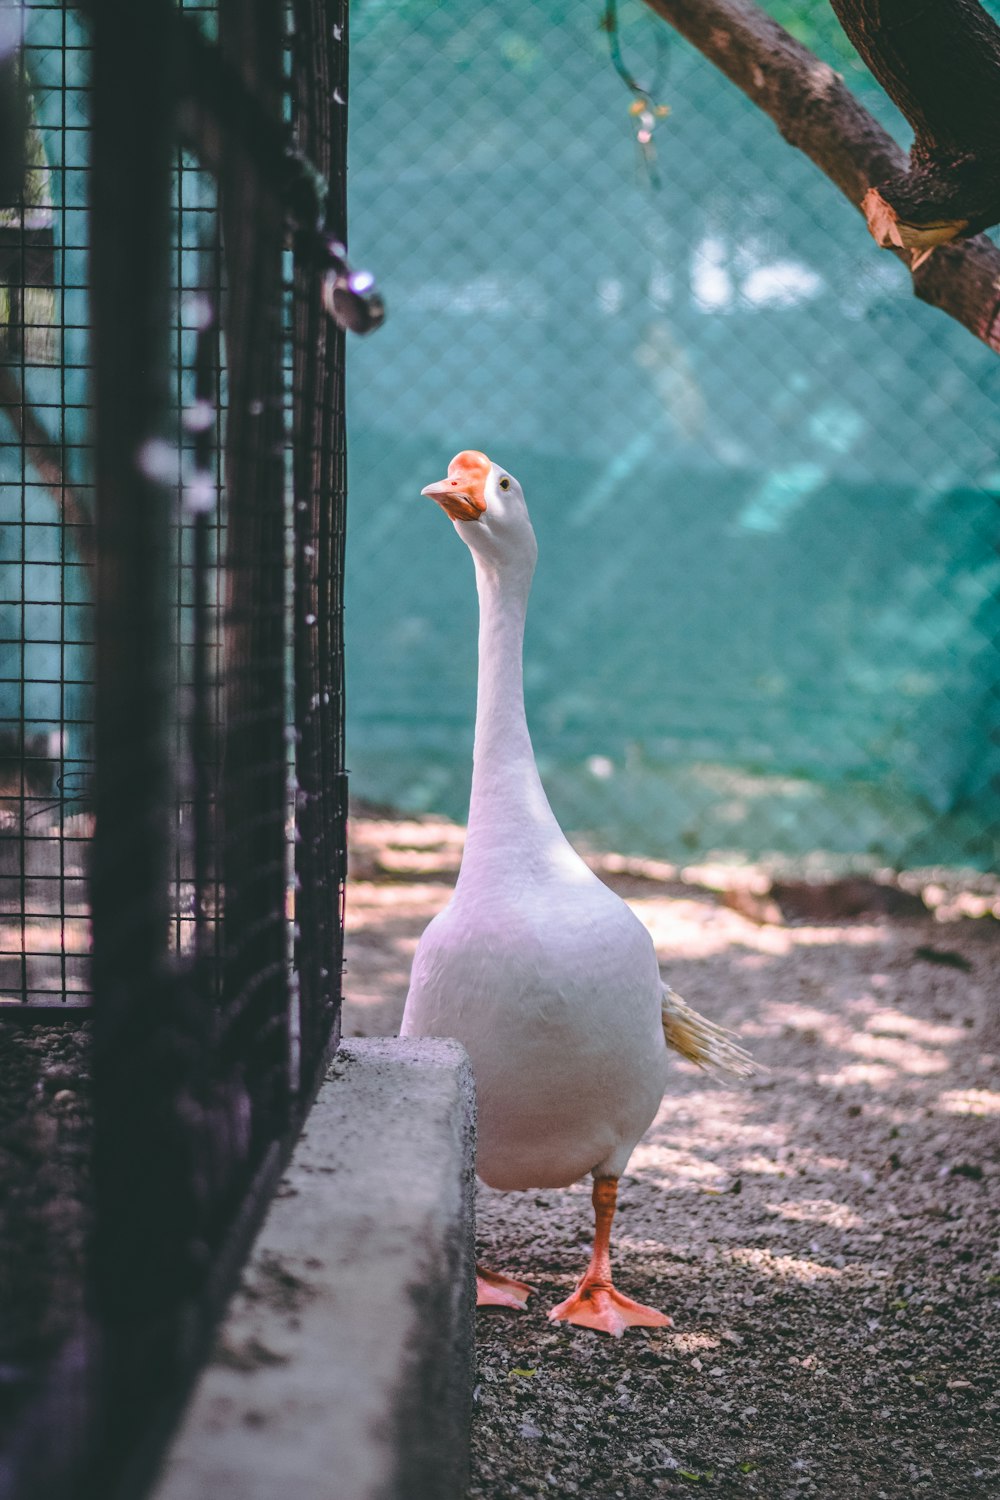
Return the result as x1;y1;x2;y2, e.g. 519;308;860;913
346;0;1000;869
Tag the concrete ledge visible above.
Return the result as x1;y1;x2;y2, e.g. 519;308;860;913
152;1038;477;1500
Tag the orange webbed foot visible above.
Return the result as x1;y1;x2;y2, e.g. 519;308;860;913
548;1177;673;1337
548;1279;672;1337
476;1265;533;1310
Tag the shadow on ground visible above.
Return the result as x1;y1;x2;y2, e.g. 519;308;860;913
344;805;1000;1499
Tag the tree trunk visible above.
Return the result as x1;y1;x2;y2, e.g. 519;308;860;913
641;0;1000;354
830;0;1000;252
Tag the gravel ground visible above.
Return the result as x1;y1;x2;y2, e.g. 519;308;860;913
1;807;997;1498
0;1019;92;1437
345;807;1000;1500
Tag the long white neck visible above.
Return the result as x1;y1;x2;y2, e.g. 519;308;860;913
459;553;565;883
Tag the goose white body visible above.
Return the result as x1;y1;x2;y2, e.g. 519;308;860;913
404;832;668;1190
401;454;669;1191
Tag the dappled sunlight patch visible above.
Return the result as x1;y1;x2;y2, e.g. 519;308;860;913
616;1232;690;1257
656;1087;749;1118
735;1018;782;1042
737;1154;792;1178
583;849;679;884
632;898;766;959
807;1153;853;1173
346;924;422;959
763;999;843;1033
864;1009;966;1046
348;814;466;884
670;1331;722;1354
727;1248;845;1284
760;998;855;1050
787;924;887;949
733;1144;856;1178
652;1093;789;1156
343;970;412;1005
735;953;776;971
347;880;453;915
341;856;459;1030
922;882;1000;922
841;992;895;1020
765;1199;865;1230
733;928;794;957
849;1097;925;1127
937;1087;1000;1116
682;861;775;891
350;816;465;851
623;889;888;965
818;1061;901;1089
848;1031;951;1075
371;846;462;876
760;999;958;1078
628;1143;721;1186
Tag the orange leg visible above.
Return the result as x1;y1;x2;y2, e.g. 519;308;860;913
548;1178;673;1337
476;1264;533;1310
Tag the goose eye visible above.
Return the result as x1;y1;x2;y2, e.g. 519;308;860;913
498;476;511;490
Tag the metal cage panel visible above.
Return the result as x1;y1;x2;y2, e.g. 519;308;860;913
0;1;371;1495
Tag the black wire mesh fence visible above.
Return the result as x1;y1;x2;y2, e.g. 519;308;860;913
0;1;375;1494
0;6;91;1011
345;0;1000;874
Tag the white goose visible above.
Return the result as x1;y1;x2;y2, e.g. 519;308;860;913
401;450;752;1336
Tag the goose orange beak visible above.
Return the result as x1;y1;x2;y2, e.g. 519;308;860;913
421;449;490;522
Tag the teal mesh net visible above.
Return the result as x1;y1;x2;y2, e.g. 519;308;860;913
11;3;996;872
346;1;1000;869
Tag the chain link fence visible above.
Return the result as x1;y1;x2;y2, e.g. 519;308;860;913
345;0;1000;871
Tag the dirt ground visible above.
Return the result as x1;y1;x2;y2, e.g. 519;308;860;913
0;1018;91;1446
1;808;996;1496
345;808;1000;1500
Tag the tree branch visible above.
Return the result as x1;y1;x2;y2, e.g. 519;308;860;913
641;0;1000;354
830;0;1000;252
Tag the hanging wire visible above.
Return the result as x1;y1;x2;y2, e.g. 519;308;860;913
601;0;672;186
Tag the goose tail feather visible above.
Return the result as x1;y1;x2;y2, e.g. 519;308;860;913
661;985;756;1082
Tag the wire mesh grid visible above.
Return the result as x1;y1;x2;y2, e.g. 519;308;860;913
170;165;225;982
1;0;357;1493
345;0;1000;873
0;0;351;1031
0;6;92;1011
